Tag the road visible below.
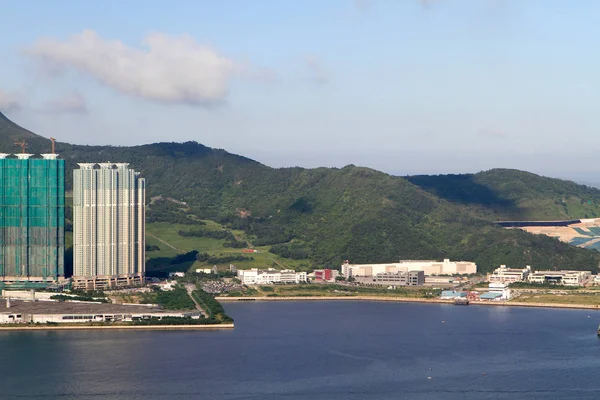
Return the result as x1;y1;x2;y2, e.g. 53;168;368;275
185;284;207;317
147;233;179;251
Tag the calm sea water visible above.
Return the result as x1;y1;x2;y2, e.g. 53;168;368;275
1;301;600;399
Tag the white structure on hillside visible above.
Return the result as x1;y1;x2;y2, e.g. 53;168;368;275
237;269;307;285
488;265;531;283
527;270;591;287
73;163;145;289
341;259;476;278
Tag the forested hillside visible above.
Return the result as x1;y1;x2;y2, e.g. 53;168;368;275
407;170;600;221
2;111;600;273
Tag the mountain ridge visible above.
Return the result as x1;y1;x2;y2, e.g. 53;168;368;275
2;110;600;273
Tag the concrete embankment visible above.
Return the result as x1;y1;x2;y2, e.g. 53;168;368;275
0;324;235;331
216;296;453;304
216;296;600;311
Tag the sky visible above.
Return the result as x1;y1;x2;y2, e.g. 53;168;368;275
0;0;599;180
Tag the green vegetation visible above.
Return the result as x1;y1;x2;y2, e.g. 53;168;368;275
406;170;600;221
269;243;309;259
223;283;442;299
146;198;203;225
50;294;109;303
191;287;234;323
140;286;195;310
196;252;253;264
513;293;600;306
4;111;600;274
179;228;234;240
71;289;106;298
130;316;222;326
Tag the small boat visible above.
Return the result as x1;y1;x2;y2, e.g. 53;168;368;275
597;324;600;337
453;298;469;306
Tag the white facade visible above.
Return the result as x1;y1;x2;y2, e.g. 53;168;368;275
527;270;591;286
73;163;145;289
488;265;531;283
0;310;199;324
237;269;307;285
341;259;477;278
488;282;511;300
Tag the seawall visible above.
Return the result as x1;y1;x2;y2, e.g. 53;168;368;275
216;296;600;311
0;323;235;331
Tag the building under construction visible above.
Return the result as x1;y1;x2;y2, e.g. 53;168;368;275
0;150;65;288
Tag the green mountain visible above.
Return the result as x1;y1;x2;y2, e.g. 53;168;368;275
2;111;600;273
406;170;600;221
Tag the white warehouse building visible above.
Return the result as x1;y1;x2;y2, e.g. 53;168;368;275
341;259;477;278
237;269;307;285
488;265;531;283
527;270;592;287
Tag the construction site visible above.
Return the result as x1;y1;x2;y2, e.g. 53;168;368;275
502;218;600;251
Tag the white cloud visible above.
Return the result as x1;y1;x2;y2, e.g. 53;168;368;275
25;30;240;106
306;56;330;84
42;92;88;114
0;90;23;112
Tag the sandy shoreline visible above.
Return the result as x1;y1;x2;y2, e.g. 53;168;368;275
216;296;600;311
0;324;235;331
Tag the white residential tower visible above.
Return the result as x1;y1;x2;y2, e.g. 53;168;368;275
73;163;145;289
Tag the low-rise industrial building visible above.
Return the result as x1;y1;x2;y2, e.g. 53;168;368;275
356;270;425;286
313;269;339;282
341;259;477;278
488;265;531;283
0;299;200;324
237;268;307;285
487;282;511;300
440;290;467;300
479;292;503;301
527;270;591;286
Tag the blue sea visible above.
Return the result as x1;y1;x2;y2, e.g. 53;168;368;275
1;301;600;399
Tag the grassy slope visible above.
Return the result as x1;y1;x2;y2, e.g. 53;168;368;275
145;222;309;275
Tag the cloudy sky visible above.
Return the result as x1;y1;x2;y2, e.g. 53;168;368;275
1;0;599;180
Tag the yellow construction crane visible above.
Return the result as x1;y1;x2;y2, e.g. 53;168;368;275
14;140;27;154
50;137;56;154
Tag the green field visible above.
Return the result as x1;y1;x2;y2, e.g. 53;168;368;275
145;222;310;276
513;293;600;306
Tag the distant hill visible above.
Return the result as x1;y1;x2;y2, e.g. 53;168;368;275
407;170;600;221
2;110;600;273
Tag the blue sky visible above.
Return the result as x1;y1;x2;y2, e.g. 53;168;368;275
0;0;599;180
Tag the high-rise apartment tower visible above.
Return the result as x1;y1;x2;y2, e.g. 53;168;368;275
0;153;65;287
73;163;145;289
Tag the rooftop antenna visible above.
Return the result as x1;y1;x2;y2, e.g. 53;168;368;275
50;137;56;154
14;140;27;154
